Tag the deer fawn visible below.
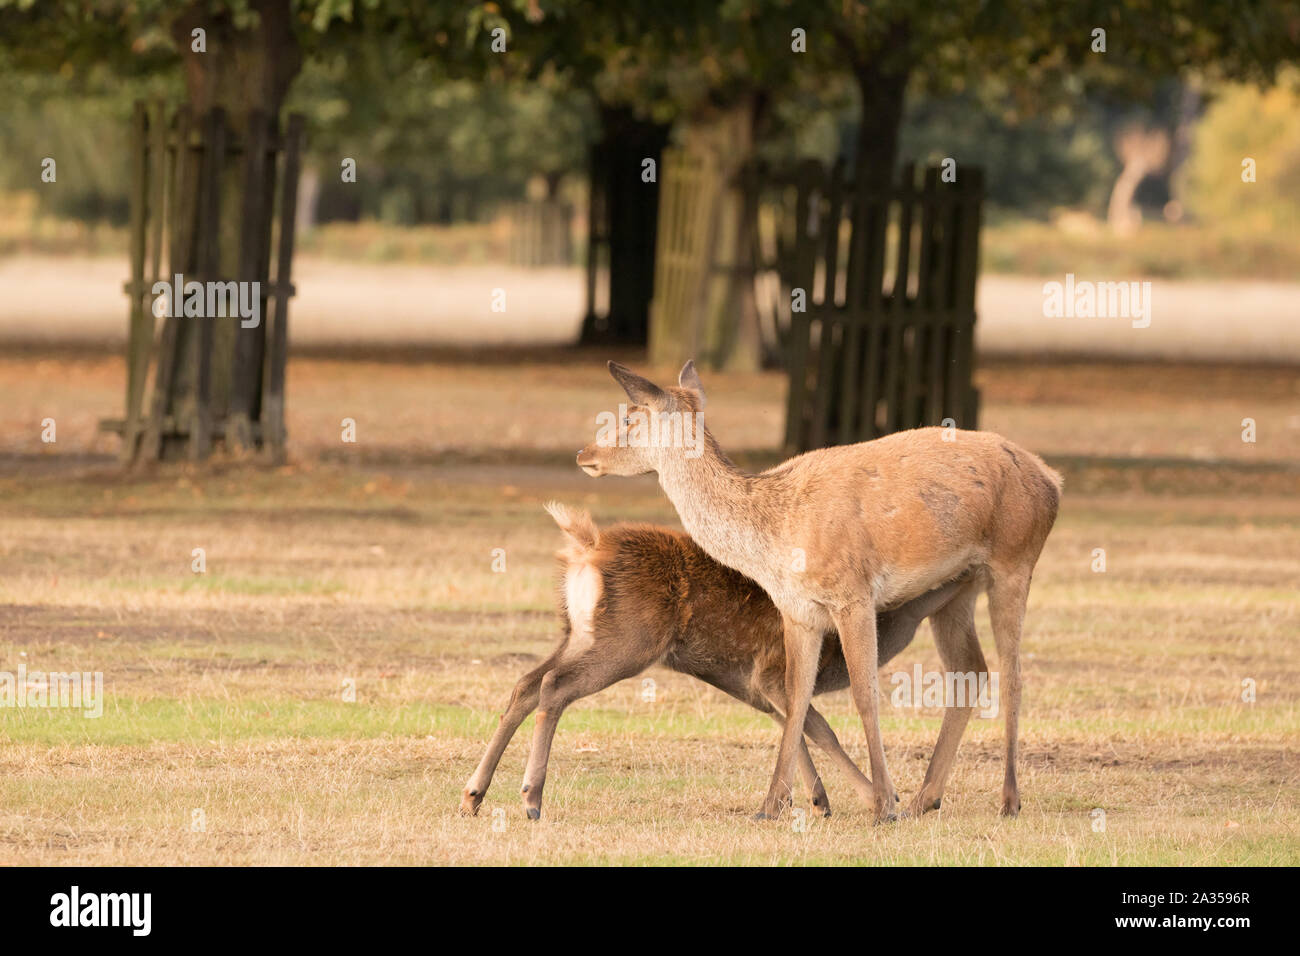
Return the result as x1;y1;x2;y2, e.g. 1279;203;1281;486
460;502;966;820
578;361;1062;823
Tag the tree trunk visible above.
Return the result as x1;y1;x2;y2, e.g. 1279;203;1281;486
1108;125;1170;235
1106;160;1147;235
580;105;670;346
166;0;301;455
852;61;908;185
170;0;301;129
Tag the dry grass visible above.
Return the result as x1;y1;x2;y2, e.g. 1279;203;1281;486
5;351;1300;465
981;218;1300;280
0;354;1297;864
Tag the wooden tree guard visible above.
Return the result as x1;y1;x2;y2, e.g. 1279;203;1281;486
101;100;303;463
647;148;724;367
747;160;984;454
506;200;574;267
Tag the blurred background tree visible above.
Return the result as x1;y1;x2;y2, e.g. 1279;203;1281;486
1180;69;1300;232
1;0;1298;344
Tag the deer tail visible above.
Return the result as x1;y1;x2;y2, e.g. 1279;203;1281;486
543;501;600;555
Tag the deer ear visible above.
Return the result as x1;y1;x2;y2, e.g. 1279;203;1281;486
608;361;667;407
678;360;706;407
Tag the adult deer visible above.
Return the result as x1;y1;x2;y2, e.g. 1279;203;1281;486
577;361;1061;822
460;503;967;820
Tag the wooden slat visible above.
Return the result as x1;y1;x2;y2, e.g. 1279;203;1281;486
855;162;892;442
833;160;867;445
142;106;194;463
902;167;939;430
782;310;811;455
147;99;168;294
925;174;957;426
796;162;835;450
808;315;836;450
189;107;225;462
137;98;170;454
227;109;271;451
782;165;814;451
120;102;150;463
265;112;304;461
793;159;820;299
948;168;983;427
883;162;916;434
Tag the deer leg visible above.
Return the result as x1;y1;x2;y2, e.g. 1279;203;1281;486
833;601;897;824
460;656;556;815
796;738;831;817
778;714;832;817
800;703;880;809
761;679;880;814
987;571;1031;817
520;655;639;820
756;619;823;820
904;582;986;817
758;691;832;817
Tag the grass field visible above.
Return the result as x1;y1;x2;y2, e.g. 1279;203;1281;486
1;354;1298;864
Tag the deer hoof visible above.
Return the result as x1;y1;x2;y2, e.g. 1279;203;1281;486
459;790;484;816
902;794;941;819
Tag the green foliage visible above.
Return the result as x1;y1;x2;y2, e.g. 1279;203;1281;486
901;91;1117;215
289;22;595;222
1180;72;1300;231
0;49;180;223
2;0;1298;227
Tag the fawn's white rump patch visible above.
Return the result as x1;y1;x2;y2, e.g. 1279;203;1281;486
562;562;603;657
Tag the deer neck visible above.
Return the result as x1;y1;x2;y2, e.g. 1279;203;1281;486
656;428;779;583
